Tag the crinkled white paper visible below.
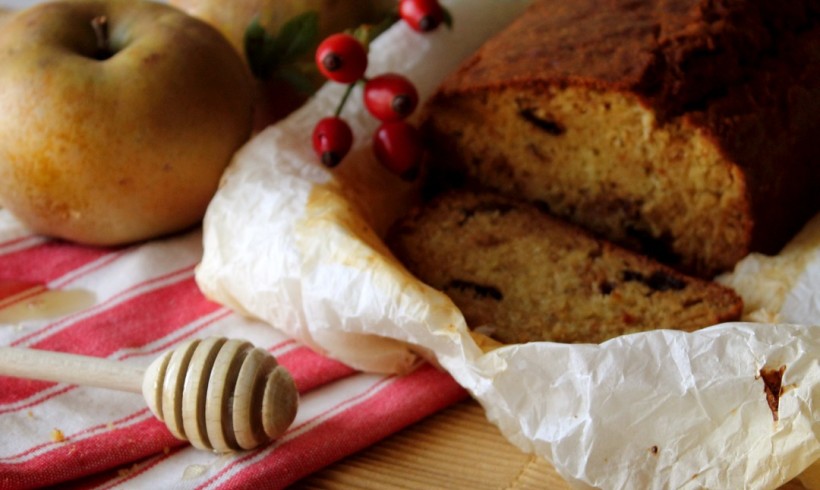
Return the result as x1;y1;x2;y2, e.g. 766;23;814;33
196;1;820;488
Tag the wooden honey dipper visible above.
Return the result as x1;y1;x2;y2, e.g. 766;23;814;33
0;337;299;452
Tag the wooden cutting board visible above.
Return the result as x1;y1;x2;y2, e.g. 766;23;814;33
299;399;571;488
298;398;813;489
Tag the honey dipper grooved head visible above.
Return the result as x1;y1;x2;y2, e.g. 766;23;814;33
142;337;299;452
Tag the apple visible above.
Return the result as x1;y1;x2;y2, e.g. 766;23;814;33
0;0;255;246
0;7;12;26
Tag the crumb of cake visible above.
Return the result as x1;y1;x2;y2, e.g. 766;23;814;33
51;428;65;443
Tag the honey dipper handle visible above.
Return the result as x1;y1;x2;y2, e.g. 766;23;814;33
0;346;144;393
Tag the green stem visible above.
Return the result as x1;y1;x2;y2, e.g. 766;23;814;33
351;12;400;48
334;82;357;118
331;11;400;118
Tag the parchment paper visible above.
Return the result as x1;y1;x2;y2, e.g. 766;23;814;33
195;1;820;487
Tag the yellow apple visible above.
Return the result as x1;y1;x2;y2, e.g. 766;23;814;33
0;0;254;246
0;8;13;28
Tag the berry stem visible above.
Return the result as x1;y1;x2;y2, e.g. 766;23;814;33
351;12;400;48
334;82;357;118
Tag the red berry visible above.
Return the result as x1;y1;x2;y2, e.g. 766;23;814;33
373;121;424;179
364;74;419;122
315;34;368;84
313;117;353;167
399;0;446;32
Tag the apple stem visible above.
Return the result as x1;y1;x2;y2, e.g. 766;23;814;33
91;15;111;60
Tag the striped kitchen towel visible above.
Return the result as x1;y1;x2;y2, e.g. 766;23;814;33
0;211;467;489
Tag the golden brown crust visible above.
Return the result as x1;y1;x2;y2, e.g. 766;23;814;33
423;0;820;276
439;0;817;119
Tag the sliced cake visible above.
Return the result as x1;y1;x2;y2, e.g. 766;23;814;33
388;189;743;344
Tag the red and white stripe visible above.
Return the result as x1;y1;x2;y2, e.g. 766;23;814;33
0;215;465;489
87;365;466;490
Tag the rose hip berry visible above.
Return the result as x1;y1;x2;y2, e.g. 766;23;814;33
363;74;419;122
315;34;368;84
313;117;354;167
373;121;424;179
399;0;446;32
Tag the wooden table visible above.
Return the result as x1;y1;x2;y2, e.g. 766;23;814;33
300;398;571;489
299;398;813;489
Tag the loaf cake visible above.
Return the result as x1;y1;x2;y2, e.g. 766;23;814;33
422;0;820;278
388;189;743;344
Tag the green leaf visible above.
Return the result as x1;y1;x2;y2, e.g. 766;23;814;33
244;17;277;79
442;7;454;29
272;11;319;64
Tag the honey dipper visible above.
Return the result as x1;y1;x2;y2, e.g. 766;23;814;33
0;337;299;452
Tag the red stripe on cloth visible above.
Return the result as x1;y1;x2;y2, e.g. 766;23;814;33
0;280;43;301
276;346;357;394
0;346;363;488
12;268;210;350
0;242;121;311
0;414;182;490
0;235;43;253
0;384;74;417
0;280;45;308
198;364;468;489
0;408;157;464
64;451;181;490
0;275;222;406
0;241;116;284
0;341;354;456
0;310;232;416
10;266;199;348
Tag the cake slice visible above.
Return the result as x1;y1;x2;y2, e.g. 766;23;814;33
388;190;743;344
422;0;820;277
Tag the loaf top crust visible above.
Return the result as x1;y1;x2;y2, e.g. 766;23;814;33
438;0;819;120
